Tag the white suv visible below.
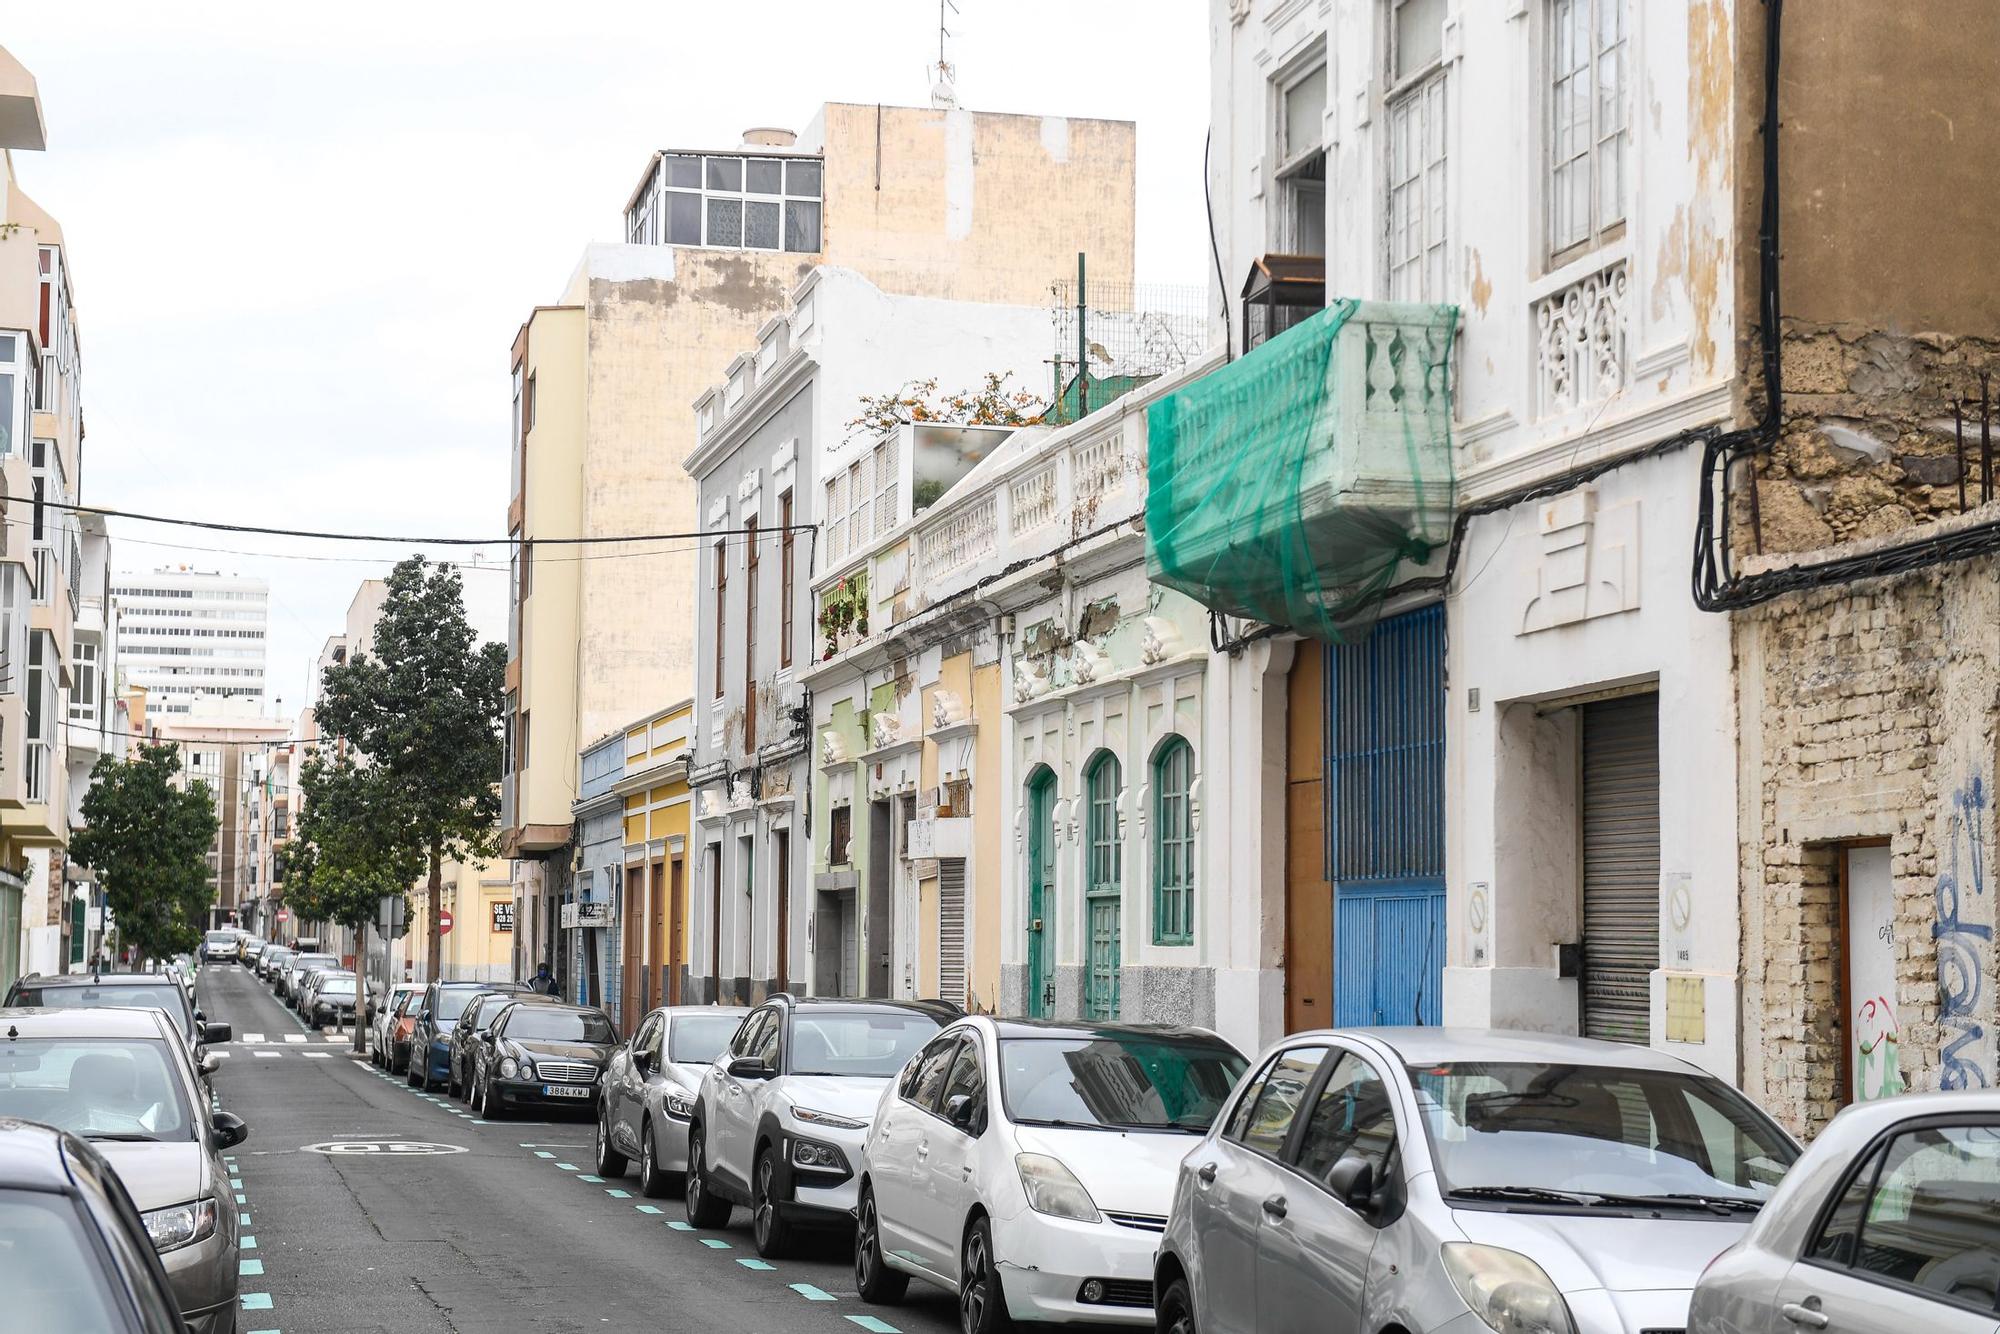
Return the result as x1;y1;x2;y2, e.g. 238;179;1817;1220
684;995;954;1257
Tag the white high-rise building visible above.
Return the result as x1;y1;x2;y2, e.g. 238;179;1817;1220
110;568;269;717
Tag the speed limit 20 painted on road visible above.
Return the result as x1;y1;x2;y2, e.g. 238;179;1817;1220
302;1140;467;1156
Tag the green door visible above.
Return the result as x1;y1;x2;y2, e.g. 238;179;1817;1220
1083;753;1123;1020
1026;769;1056;1018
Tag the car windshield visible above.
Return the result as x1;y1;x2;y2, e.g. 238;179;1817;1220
293;955;336;973
0;1038;194;1141
1000;1035;1249;1132
12;983;191;1036
392;991;420;1016
507;1010;615;1043
788;1011;941;1077
0;1189;131;1330
1408;1061;1799;1203
319;979;356;997
203;931;235;947
669;1014;744;1065
433;990;486;1023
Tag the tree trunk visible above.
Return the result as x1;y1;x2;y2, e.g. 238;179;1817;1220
427;839;443;982
353;919;369;1055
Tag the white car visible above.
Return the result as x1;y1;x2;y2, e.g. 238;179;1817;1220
198;930;238;963
855;1017;1249;1330
684;994;954;1257
595;1004;748;1196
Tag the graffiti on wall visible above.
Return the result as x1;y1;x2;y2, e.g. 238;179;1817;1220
1933;775;1992;1090
1854;995;1904;1101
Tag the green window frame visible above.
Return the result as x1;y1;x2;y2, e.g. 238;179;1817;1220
1152;736;1194;944
1086;751;1122;890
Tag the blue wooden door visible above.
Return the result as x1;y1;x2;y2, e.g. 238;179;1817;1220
1026;769;1056;1018
1327;605;1447;1028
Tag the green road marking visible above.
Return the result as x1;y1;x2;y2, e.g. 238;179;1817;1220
239;1258;265;1276
635;1205;663;1214
238;1212;251;1225
578;1174;605;1183
737;1258;777;1271
229;1178;243;1189
240;1293;273;1311
240;1235;257;1249
605;1188;631;1198
845;1318;900;1333
666;1221;695;1231
234;1193;246;1204
700;1238;731;1249
790;1283;836;1301
534;1151;555;1158
554;1163;578;1171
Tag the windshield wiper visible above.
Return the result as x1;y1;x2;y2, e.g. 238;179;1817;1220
1602;1192;1763;1215
87;1133;164;1142
1447;1185;1609;1207
1015;1117;1114;1131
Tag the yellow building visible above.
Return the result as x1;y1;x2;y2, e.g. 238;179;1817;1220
615;702;693;1017
401;855;513;986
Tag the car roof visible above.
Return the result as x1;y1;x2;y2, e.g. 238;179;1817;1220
661;1005;748;1018
0;1118;83;1192
0;1007;175;1039
13;973;182;990
971;1016;1234;1044
776;996;961;1022
1319;1026;1710;1073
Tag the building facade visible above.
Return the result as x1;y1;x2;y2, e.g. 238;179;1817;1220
505;102;1139;983
113;567;270;717
149;700;290;928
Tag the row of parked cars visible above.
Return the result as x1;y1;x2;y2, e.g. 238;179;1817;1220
3;966;251;1332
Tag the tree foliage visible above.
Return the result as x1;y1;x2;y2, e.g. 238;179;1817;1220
288;751;421;933
71;744;219;960
313;557;508;978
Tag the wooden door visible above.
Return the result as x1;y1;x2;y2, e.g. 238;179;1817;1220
648;861;667;1014
1284;641;1332;1032
620;867;644;1036
668;855;686;1006
1025;768;1056;1018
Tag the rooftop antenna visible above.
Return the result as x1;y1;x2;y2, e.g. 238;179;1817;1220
930;0;961;109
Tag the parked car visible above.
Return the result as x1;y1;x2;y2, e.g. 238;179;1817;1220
0;1118;191;1333
292;968;331;1017
370;984;426;1073
235;937;264;967
448;992;558;1099
278;953;338;1005
0;1006;250;1333
467;1001;619;1119
4;973;229;1085
685;993;956;1256
254;946;290;982
596;1005;748;1196
855;1018;1248;1327
408;981;526;1091
308;973;363;1028
197;931;237;964
1153;1029;1802;1334
1690;1089;2000;1334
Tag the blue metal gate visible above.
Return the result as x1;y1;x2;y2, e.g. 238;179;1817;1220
1327;604;1446;1026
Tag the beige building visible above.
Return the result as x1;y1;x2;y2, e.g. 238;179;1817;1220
150;700;290;927
504;102;1137;979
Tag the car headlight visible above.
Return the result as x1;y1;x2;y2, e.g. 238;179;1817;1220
790;1106;867;1130
664;1090;695;1121
500;1058;519;1078
1015;1153;1101;1223
518;1059;536;1081
142;1198;218;1253
791;1137;848;1171
1441;1243;1577;1334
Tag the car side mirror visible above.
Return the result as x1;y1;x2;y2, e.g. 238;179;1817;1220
1325;1155;1377;1213
726;1055;772;1080
944;1093;980;1131
479;1031;495;1045
193;1010;206;1024
203;1022;232;1045
199;1053;221;1076
632;1050;652;1076
211;1111;249;1150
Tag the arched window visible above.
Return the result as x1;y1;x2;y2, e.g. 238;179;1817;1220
1085;751;1123;891
1152;737;1194;943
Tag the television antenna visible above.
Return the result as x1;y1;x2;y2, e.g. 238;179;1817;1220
930;0;961;109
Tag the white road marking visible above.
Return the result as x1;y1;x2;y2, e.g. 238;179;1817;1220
211;1052;232;1059
303;1052;332;1059
253;1052;281;1059
241;1033;267;1044
282;1035;306;1044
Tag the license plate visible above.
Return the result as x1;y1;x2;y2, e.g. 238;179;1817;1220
543;1085;591;1098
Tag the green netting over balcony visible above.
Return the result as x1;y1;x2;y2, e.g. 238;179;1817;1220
1146;299;1457;642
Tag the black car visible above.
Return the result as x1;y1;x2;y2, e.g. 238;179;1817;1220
469;1002;618;1120
308;973;364;1029
447;991;558;1100
408;981;531;1092
0;1119;190;1332
4;973;229;1080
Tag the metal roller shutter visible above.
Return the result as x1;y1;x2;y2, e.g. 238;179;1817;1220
839;891;859;997
938;860;966;1008
1580;693;1661;1044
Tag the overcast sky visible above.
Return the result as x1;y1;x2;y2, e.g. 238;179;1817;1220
11;1;1210;720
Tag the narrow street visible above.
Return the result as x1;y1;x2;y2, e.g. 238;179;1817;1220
197;965;959;1334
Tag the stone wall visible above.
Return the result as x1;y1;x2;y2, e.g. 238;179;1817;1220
1738;560;1999;1137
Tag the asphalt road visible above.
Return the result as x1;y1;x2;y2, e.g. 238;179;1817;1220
198;962;960;1334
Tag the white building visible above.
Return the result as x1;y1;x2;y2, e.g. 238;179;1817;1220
112;567;269;717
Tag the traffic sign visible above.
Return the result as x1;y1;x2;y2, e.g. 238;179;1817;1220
439;909;454;935
276;909;290;923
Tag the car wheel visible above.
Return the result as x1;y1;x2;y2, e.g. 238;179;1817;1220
959;1216;1012;1334
683;1125;731;1228
752;1145;794;1258
595;1104;630;1178
855;1184;908;1304
637;1118;668;1198
1156;1277;1196;1334
481;1079;506;1120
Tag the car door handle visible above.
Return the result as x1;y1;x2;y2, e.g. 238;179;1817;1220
915;1139;930;1159
1781;1302;1830;1329
1196;1162;1217;1185
1262;1195;1288;1219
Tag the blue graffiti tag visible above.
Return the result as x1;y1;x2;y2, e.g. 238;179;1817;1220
1933;775;1992;1090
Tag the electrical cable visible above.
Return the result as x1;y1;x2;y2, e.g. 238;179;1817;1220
1203;128;1233;363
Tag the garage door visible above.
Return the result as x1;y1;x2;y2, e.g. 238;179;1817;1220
1581;693;1661;1044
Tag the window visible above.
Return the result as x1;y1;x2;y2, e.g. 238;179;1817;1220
628;152;825;253
904;1035;959;1112
824;476;845;564
938;1036;985;1124
779;492;795;667
829;804;853;866
1153;737;1195;944
1276;58;1328;257
1086;752;1122;892
713;539;727;698
523;372;536;435
1295;1055;1398;1185
848;458;871;548
1547;0;1628;262
1231;1045;1328;1157
518;710;530;771
1387;0;1450;302
871;435;898;538
67;641;97;725
1808;1123;2000;1312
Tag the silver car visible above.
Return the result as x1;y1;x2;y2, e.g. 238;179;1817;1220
595;1005;748;1195
1155;1028;1802;1334
1691;1089;2000;1334
0;1005;249;1334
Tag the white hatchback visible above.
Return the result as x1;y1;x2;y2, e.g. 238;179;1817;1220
855;1017;1248;1330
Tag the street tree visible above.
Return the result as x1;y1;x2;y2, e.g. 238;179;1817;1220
71;743;219;964
315;556;508;984
289;751;423;1053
